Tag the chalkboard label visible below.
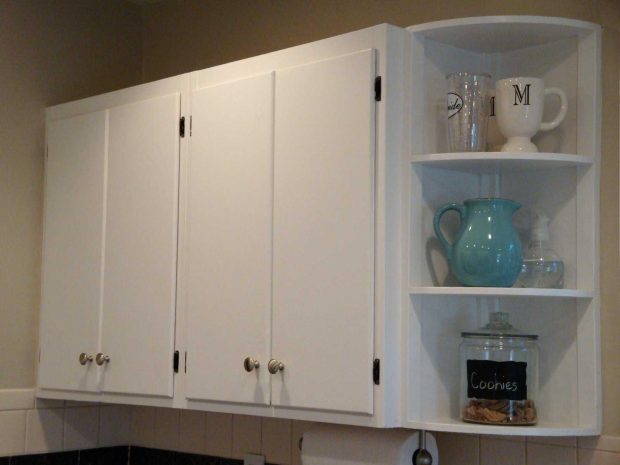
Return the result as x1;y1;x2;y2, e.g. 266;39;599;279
467;360;527;400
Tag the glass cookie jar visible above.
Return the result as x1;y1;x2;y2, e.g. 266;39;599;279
460;312;539;425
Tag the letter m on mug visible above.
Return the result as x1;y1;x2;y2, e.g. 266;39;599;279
513;84;531;105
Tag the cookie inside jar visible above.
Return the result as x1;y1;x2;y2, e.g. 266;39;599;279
460;312;539;426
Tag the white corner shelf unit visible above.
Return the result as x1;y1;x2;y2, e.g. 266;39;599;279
403;16;601;435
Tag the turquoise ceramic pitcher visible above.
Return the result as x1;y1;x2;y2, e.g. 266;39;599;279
433;198;523;287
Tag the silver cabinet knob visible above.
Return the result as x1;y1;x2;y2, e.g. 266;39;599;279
95;353;110;365
244;357;260;372
268;359;285;374
79;353;93;365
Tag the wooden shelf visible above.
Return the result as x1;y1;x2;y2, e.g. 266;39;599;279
403;418;598;437
410;152;594;173
409;286;594;298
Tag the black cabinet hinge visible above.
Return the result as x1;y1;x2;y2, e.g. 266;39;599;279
179;117;185;138
173;350;180;373
374;76;382;102
373;358;380;385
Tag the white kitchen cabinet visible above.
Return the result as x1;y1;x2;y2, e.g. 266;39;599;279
179;25;407;426
271;49;376;414
184;72;275;405
38;17;601;437
39;76;188;401
39;111;107;393
99;93;181;398
183;49;378;415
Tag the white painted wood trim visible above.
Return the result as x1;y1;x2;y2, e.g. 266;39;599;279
0;389;35;410
578;435;620;453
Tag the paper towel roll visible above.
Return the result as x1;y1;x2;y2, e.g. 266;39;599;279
301;424;439;465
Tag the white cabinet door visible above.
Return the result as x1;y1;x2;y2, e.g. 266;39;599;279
272;50;376;414
100;94;180;397
184;73;274;404
39;111;107;392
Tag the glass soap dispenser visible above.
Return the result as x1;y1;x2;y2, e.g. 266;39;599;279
517;210;565;288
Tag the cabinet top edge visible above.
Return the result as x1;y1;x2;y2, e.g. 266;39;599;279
45;73;190;120
407;15;600;34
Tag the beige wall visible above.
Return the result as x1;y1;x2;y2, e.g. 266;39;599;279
0;0;143;388
141;0;620;437
1;2;618;462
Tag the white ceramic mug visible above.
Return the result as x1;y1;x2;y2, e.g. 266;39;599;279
495;77;568;152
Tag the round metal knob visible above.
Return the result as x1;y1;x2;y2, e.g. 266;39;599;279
79;353;93;365
244;357;260;372
268;359;285;374
95;353;110;365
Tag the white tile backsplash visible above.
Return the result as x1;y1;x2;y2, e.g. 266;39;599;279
480;436;526;465
261;418;292;465
154;407;180;451
178;409;205;454
578;448;620;465
528;435;578;447
232;414;262;459
527;442;577;465
25;408;64;454
63;406;99;450
98;405;131;447
34;398;65;409
129;406;156;448
0;392;617;465
0;390;35;411
435;432;479;465
205;411;233;458
0;410;26;456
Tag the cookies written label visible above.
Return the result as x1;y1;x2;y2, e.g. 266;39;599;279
467;359;527;401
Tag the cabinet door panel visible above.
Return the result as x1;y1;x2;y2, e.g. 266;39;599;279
39;111;107;392
100;94;180;397
272;50;375;414
184;73;274;404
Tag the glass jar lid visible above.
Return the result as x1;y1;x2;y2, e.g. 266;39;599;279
461;312;538;340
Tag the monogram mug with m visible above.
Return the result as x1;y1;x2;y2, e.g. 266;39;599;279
495;77;568;152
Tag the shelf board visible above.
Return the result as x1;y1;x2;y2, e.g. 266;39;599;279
407;16;598;53
403;418;598;436
409;286;594;298
410;152;594;173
